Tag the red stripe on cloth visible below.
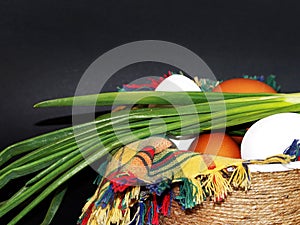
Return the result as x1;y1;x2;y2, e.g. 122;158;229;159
150;151;184;169
201;154;216;170
140;146;155;158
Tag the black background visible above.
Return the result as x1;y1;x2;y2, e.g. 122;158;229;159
1;0;300;224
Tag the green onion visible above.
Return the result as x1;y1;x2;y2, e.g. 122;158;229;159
1;91;300;224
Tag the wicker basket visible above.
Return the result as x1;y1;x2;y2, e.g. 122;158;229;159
160;169;300;225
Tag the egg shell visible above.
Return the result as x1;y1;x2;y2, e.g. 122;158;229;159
155;74;201;150
170;136;199;151
190;133;241;158
241;113;300;160
212;78;277;93
155;74;201;92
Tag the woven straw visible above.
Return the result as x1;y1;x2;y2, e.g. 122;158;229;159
160;169;300;225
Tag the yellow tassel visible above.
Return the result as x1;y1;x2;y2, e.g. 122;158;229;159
202;171;232;202
121;207;131;225
79;186;101;220
190;177;204;205
108;197;122;225
122;190;131;208
229;163;251;191
88;217;99;225
248;154;293;165
122;186;140;209
93;204;110;225
130;186;140;202
88;219;99;225
127;205;140;225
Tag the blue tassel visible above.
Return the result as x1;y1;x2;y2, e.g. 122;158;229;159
147;201;154;225
146;179;171;196
284;139;300;161
138;202;146;225
95;184;114;208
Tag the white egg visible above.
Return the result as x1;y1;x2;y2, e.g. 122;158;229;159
155;74;201;150
241;113;300;160
169;136;197;151
155;74;201;92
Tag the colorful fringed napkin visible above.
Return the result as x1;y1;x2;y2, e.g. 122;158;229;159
77;137;293;225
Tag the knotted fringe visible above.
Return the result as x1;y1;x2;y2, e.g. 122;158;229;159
147;194;159;225
202;170;233;202
175;177;205;209
78;163;252;225
229;163;251;191
81;185;141;225
174;163;251;209
160;191;172;216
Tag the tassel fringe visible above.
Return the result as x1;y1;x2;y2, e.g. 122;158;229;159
229;163;251;191
203;171;232;202
78;163;251;225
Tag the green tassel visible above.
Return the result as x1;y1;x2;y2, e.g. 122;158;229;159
175;178;197;209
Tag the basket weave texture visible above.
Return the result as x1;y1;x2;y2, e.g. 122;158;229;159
160;169;300;225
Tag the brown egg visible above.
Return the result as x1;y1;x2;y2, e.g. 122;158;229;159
189;133;241;158
212;78;277;93
213;78;277;144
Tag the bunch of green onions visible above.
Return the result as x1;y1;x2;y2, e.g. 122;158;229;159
1;91;300;225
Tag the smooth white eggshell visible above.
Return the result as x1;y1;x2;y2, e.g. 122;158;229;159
169;136;197;151
155;74;201;150
241;113;300;160
155;74;201;92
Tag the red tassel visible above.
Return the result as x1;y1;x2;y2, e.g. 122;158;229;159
123;75;169;90
160;192;171;216
80;202;94;225
201;154;216;170
108;171;137;192
152;194;159;225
